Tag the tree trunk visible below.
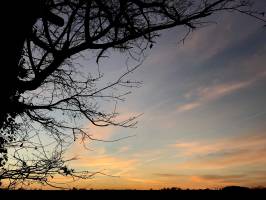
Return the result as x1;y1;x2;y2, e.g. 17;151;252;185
0;0;42;128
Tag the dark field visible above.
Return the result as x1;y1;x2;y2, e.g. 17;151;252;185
1;186;266;199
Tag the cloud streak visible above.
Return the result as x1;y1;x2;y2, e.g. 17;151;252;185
177;70;266;113
174;134;266;156
173;133;266;170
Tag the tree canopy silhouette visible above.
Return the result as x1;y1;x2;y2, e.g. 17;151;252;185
0;0;265;188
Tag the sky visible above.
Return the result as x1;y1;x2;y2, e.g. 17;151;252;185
40;4;266;189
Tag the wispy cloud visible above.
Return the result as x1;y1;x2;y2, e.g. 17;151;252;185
153;173;185;178
70;154;138;176
176;102;201;112
172;134;266;170
198;174;246;181
177;81;250;112
154;173;246;183
177;12;261;62
173;134;266;157
117;146;130;153
176;72;266;113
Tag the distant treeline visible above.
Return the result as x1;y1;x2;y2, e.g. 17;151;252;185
1;186;266;199
1;185;266;191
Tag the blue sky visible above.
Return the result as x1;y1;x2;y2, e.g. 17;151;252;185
39;4;266;189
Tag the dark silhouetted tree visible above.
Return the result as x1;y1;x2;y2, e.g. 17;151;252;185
0;0;265;188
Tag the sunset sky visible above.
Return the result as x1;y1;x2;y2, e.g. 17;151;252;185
40;4;266;190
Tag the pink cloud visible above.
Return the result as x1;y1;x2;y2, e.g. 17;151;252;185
176;69;266;113
173;134;266;169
